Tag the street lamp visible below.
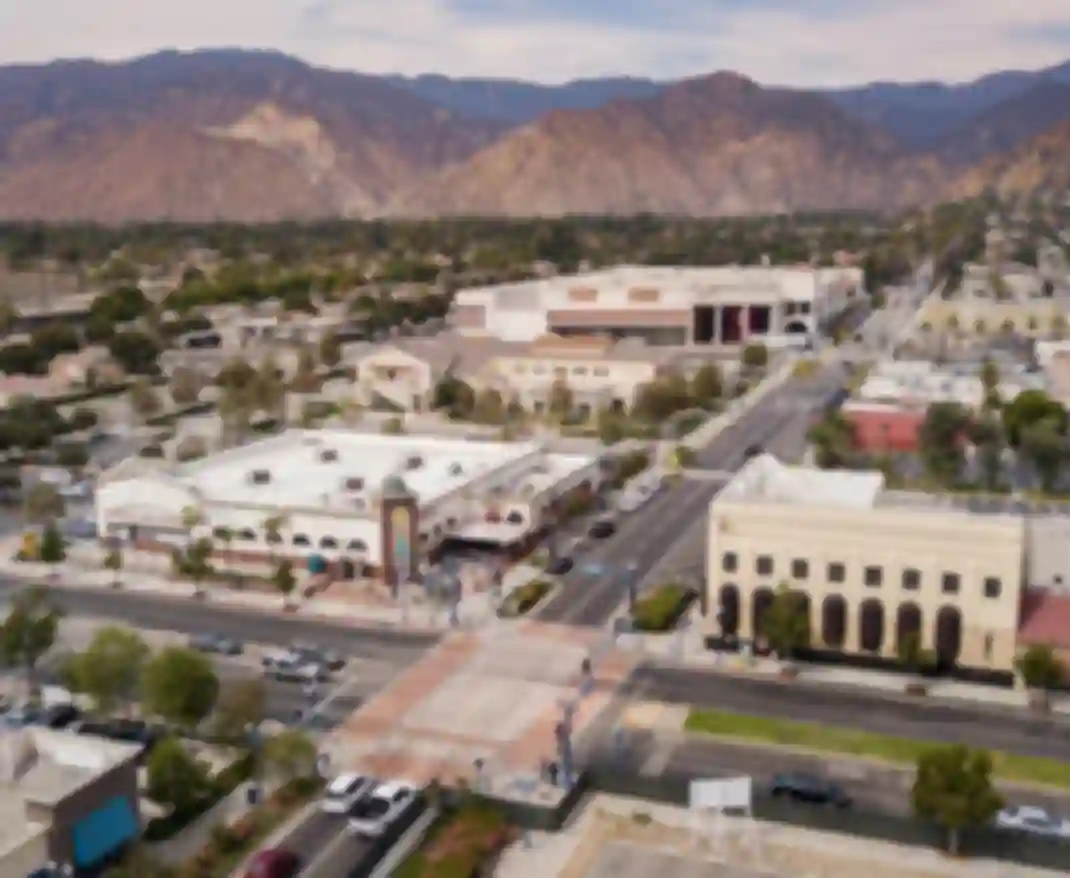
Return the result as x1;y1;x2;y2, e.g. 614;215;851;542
245;722;263;805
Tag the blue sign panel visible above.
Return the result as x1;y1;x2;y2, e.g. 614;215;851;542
71;796;138;867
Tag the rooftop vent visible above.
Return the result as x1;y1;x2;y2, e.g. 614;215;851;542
344;477;365;491
249;469;271;485
320;448;339;463
448;463;463;476
406;454;424;471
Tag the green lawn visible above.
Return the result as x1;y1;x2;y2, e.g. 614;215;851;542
684;709;1070;789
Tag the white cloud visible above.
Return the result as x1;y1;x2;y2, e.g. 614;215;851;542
0;0;1068;86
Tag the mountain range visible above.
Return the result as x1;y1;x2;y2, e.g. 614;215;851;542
0;49;1068;222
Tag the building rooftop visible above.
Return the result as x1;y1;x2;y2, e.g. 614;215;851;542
0;728;140;856
176;430;574;509
717;454;1054;519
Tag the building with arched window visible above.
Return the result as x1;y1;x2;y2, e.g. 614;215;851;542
95;430;602;586
706;454;1026;673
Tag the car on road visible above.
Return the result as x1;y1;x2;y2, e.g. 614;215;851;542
588;519;616;539
288;642;345;671
770;772;851;807
321;773;376;814
189;633;244;655
266;660;330;684
995;805;1070;838
245;848;300;878
546;556;574;576
347;780;420;837
42;703;81;729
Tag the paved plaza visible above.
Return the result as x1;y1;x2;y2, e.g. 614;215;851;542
585;845;775;878
321;621;639;799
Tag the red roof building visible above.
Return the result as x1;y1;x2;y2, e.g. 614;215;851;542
841;402;926;455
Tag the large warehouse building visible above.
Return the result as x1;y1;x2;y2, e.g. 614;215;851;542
705;454;1025;673
450;265;863;346
96;430;603;585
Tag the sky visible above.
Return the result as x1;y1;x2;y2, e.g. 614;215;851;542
1;0;1070;87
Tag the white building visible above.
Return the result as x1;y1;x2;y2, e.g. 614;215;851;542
854;359;1046;410
450;265;862;346
95;430;602;585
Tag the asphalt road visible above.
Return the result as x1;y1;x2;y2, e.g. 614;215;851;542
629;664;1070;762
536;358;850;626
0;578;438;658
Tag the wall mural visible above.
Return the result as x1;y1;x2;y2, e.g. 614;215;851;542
391;505;412;583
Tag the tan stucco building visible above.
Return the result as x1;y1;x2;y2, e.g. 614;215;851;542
705;455;1025;672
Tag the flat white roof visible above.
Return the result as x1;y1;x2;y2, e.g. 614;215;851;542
718;454;885;510
178;430;547;508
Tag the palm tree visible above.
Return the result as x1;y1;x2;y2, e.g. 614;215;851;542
263;513;288;568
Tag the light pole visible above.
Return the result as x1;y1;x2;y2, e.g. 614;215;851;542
246;721;263;805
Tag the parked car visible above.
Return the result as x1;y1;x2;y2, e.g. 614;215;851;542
321;773;376;814
267;662;330;684
189;633;243;655
288;642;345;671
245;848;300;878
3;704;44;727
346;780;419;837
43;703;81;729
770;772;851;807
546;556;574;576
588;519;616;539
996;805;1070;838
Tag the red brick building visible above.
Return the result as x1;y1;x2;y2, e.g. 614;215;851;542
841;402;926;454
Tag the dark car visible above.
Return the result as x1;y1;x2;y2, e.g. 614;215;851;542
288;642;345;671
246;848;300;878
546;556;574;575
190;633;243;655
770;772;851;807
43;703;81;729
588;519;616;539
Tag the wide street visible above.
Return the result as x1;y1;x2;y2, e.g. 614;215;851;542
536;356;850;626
628;664;1070;761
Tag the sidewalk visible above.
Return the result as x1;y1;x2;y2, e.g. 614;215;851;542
624;615;1070;715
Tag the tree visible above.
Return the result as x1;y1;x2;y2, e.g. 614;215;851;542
273;559;297;606
262;729;317;782
759;584;811;662
142;646;220;729
807;411;856;468
129;379;162;424
912;745;1003;854
319;331;342;369
0;586;61;683
23;481;64;525
918;402;971;486
263;513;288;565
741;343;768;370
212;678;267;741
146;736;211;815
547;378;573;421
472;388;505;424
39;520;66;564
103;541;123;588
180;537;214;596
690;363;723;408
978;358;1000;410
432;376;475;418
1002;389;1067;448
1020;418;1066;493
169;367;203;406
66;626;149;715
1015;644;1065;706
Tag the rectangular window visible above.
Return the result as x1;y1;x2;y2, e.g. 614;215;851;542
901;569;921;591
827;562;845;583
941;572;960;595
864;566;882;587
791;559;809;580
756;555;774;576
572;367;588;376
593;367;609;377
983;577;1002;599
722;552;738;573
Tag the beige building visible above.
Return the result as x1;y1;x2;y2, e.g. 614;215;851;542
347;332;732;416
705;455;1025;672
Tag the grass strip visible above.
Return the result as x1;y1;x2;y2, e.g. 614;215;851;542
684;708;1070;789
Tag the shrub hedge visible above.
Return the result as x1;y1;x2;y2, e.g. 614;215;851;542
631;583;696;632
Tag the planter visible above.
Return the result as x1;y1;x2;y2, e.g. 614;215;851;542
904;680;929;697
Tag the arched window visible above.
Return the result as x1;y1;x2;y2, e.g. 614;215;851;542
320;536;339;550
821;595;847;648
896;603;923;654
265;531;284;544
347;538;368;553
935;606;962;666
718;584;740;636
751;587;774;640
505;510;524;525
292;534;311;547
237;528;256;541
485;509;502;523
859;599;885;653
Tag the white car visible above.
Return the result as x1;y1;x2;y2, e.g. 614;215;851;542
321;773;376;814
346;780;419;836
996;805;1070;838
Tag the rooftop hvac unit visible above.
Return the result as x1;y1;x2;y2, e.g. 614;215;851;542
248;469;271;485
